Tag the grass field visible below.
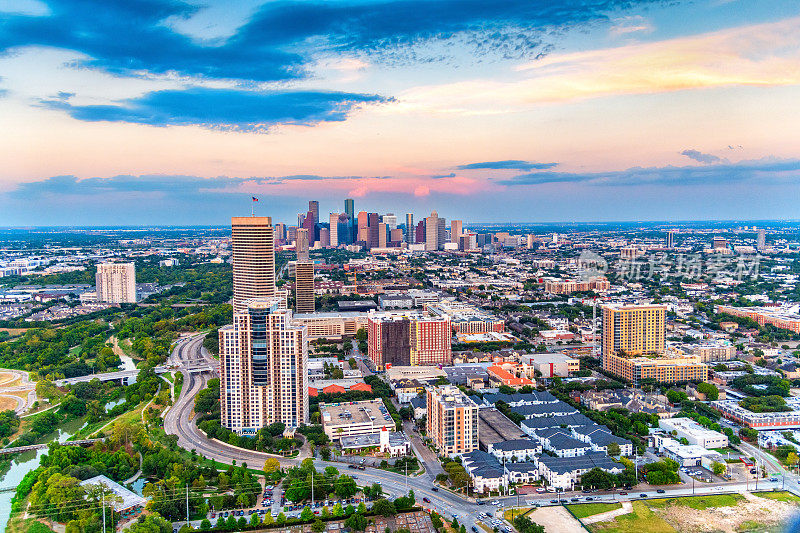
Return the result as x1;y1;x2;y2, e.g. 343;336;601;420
566;502;622;519
503;508;532;521
587;501;675;533
753;491;800;503
645;493;744;510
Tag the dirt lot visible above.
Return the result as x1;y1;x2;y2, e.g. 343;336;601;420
525;506;585;533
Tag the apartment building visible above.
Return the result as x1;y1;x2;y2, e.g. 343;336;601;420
367;312;451;370
427;385;479;456
231;216;276;313
95;262;136;303
219;297;309;434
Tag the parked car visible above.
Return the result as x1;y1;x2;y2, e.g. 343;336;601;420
422;497;431;503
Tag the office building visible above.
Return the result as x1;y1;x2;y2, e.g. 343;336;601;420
757;228;766;250
328;213;339;247
302;210;316;245
425;212;439;251
451;220;463;242
308;200;319;224
318;228;330;248
390;228;403;243
367;212;380;249
459;233;477;251
357;211;369;244
666;231;675;249
437;216;446;249
294;228;314;314
367;312;452;370
405;213;414;243
219;297;308;434
344;199;355;242
231;216;276;313
319;398;395;442
382;213;397;229
378;222;387;248
415;220;426;245
427;385;479;456
712;236;728;250
95;262;136;303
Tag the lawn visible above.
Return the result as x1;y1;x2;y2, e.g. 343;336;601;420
753;491;800;503
503;508;532;521
587;501;676;533
646;493;744;511
566;502;622;519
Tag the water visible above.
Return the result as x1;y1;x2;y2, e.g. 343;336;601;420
105;397;125;411
119;353;137;372
0;416;84;530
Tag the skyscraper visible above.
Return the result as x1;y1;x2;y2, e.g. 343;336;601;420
382;213;397;229
303;210;316;245
345;199;355;242
368;212;380;249
231;216;275;313
450;220;463;242
308;200;319;224
219;297;309;433
427;385;479;457
95;262;136;303
405;213;414;244
425;211;439;251
295;228;314;313
415;220;425;245
666;231;674;249
328;213;339;247
437;216;446;249
757;228;766;250
344;198;354;221
357;211;369;243
378;222;387;248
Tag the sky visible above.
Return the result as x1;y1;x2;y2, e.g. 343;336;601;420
1;0;800;226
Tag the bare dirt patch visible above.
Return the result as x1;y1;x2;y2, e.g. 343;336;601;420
658;492;797;533
526;506;585;533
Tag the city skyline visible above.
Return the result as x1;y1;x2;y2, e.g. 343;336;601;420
2;0;800;225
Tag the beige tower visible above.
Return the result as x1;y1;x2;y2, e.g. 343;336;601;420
219;297;309;433
450;220;463;242
295;228;315;314
425;212;439;251
231;216;275;313
96;262;136;303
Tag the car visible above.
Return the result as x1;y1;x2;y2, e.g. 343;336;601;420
640;494;648;498
582;489;591;493
423;497;431;503
586;497;594;501
349;465;358;469
657;489;666;494
619;491;628;495
472;527;478;533
570;498;579;502
550;499;558;504
770;478;778;482
476;500;484;505
536;488;546;493
750;469;757;474
431;487;439;492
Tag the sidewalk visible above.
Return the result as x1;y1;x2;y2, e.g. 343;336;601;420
581;501;632;524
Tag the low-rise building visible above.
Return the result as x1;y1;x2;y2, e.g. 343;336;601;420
487;439;542;462
519;353;580;378
319;399;395;442
538;453;624;491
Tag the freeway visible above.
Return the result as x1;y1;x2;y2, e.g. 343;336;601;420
162;335;800;531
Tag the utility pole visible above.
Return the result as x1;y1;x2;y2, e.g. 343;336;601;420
186;484;190;529
311;470;315;508
405;460;408;491
102;491;106;533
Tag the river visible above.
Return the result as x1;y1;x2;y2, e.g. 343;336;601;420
0;409;87;529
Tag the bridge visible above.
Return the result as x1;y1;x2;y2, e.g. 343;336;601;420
55;370;139;386
0;438;102;456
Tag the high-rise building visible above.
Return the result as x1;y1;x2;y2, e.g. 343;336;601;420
297;213;306;228
599;303;702;384
95;262;136;303
427;385;479;457
295;263;315;313
303;210;316;245
666;231;675;249
344;198;355;221
382;213;397;229
219;297;308;434
295;228;314;313
367;312;451;370
231;216;275;313
390;228;403;243
405;213;414;244
415;220;426;245
437;216;446;249
757;228;766;250
308;200;319;224
425;212;439;251
368;212;380;249
712;236;728;250
336;213;351;246
378;222;387;248
459;233;477;251
450;220;463;242
357;211;369;243
274;223;286;246
345;199;355;242
328;213;340;247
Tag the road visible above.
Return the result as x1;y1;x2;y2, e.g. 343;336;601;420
0;368;36;414
163;335;800;532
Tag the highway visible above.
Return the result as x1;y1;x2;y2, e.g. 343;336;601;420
162;335;800;531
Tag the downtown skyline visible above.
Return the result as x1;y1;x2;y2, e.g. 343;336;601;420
2;0;800;225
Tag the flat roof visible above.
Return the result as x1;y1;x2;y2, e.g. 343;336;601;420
319;399;394;428
80;475;147;512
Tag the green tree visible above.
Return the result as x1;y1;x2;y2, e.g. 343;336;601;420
345;513;369;532
301;506;314;521
606;442;621;456
250;512;260;527
312;520;326;533
712;461;726;476
200;518;212;531
372;498;397;516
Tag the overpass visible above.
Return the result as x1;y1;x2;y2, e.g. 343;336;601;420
0;438;101;456
55;370;139;386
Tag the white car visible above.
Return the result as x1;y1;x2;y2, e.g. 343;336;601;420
491;500;500;505
536;488;546;493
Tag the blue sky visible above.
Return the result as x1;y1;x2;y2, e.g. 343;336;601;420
1;0;799;225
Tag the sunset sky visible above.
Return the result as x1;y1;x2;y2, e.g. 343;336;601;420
2;0;800;225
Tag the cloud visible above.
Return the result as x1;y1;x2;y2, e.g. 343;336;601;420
609;15;653;36
456;160;558;171
496;158;800;187
398;17;800;115
0;0;660;84
431;172;456;179
40;87;389;131
680;149;722;164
